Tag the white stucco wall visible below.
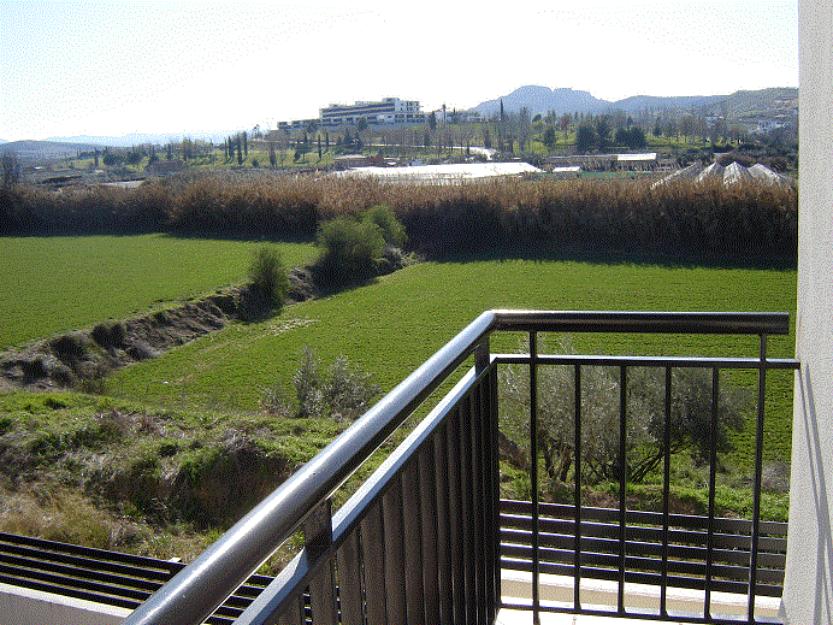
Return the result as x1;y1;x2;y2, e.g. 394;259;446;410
0;582;129;625
781;1;833;623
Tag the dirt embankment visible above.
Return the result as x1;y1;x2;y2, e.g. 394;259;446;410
0;268;317;391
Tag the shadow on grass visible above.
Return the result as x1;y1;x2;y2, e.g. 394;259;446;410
423;243;797;271
0;229;317;245
1;230;795;271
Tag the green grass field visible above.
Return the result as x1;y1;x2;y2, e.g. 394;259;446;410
0;244;799;546
106;256;796;470
0;235;317;349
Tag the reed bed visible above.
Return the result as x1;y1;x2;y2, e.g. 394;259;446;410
0;174;796;257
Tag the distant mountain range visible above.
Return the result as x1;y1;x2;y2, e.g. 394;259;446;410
0;140;103;160
47;131;234;148
470;85;798;119
1;131;238;160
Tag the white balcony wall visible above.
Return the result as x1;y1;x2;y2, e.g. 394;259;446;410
782;1;833;623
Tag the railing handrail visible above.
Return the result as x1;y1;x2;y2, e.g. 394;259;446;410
122;310;791;625
492;310;790;334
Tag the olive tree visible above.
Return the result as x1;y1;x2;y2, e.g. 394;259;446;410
500;339;748;489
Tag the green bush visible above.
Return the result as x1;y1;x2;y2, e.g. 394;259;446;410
314;217;385;284
263;347;381;421
248;247;289;308
362;204;407;248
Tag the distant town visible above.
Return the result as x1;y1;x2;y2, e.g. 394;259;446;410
0;85;798;190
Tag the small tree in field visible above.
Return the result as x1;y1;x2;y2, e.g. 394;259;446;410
575;124;596;153
1;153;21;189
543;127;557;150
248;247;289;308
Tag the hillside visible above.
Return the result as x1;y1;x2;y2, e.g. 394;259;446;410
612;94;724;113
0;139;103;160
470;85;798;120
48;131;234;147
711;87;798;118
472;86;608;117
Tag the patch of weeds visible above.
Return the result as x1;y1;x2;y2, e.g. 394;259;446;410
91;322;127;348
49;333;90;365
43;396;70;410
127;341;159;361
174;432;289;527
20;355;49;380
158;439;180;458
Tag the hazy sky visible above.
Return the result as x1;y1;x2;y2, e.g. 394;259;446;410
0;0;798;141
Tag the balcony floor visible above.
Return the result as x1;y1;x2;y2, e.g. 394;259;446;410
497;609;701;625
500;570;781;624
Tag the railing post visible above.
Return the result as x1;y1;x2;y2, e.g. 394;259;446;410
304;499;337;625
476;334;502;623
475;337;490;373
529;332;540;625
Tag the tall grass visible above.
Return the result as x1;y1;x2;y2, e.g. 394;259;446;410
0;174;797;258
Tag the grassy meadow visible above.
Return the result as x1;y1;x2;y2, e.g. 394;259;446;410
105;256;797;473
0;234;317;349
0;235;798;563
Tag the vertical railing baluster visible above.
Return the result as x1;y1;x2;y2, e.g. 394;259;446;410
360;503;386;625
418;444;440;625
382;481;406;625
305;500;338;625
573;364;582;611
529;332;540;624
276;595;306;625
480;369;497;622
705;367;719;620
475;341;495;622
336;529;364;625
470;387;486;625
490;366;502;612
459;394;476;623
447;410;466;625
403;460;425;625
661;366;671;617
748;335;767;623
618;365;627;615
433;425;453;625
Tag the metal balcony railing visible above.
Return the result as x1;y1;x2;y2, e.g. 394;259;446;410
122;311;798;625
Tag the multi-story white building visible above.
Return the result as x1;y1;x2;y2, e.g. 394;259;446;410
319;97;424;127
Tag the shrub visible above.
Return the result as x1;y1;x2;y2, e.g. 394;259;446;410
260;384;293;418
314;217;385;285
248;247;289;308
265;347;381;420
362;204;407;248
323;356;381;422
293;347;325;418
